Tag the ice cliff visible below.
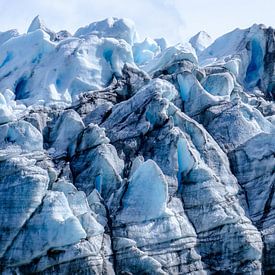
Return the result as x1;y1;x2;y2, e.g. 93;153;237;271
0;16;274;274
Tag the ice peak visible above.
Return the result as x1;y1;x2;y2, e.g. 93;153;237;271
74;17;138;45
117;160;169;223
189;31;212;55
27;15;56;41
28;15;47;33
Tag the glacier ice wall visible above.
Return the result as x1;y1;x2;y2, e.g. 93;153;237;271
0;17;274;274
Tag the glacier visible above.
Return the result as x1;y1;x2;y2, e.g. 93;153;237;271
0;16;274;274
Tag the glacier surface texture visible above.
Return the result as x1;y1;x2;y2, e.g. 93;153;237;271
0;16;275;274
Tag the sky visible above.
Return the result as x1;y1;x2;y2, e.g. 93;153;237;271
0;0;274;44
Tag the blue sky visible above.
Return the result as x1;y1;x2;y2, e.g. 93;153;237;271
0;0;274;44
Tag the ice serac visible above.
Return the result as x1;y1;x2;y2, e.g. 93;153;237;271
144;42;198;75
3;191;86;266
198;99;275;271
28;15;55;40
0;17;136;107
133;37;161;66
0;18;275;274
189;31;212;55
100;77;262;273
113;161;204;274
28;15;72;42
75;17;137;46
117;160;169;223
48;109;85;158
199;24;275;98
70;123;124;199
0;29;19;46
